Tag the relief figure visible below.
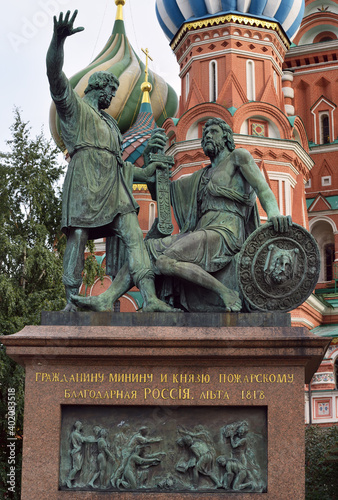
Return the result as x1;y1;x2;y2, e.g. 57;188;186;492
117;445;166;489
65;421;96;488
176;427;222;489
87;428;114;489
217;420;265;492
111;426;163;488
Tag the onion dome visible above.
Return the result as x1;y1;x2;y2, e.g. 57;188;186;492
50;0;178;153
155;0;305;42
122;50;157;168
122;101;156;167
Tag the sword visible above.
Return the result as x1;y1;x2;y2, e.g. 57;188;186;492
148;129;175;236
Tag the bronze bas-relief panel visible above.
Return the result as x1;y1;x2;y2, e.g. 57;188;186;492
60;405;267;493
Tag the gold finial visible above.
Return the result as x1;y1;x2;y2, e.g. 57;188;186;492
115;0;125;21
141;48;153;103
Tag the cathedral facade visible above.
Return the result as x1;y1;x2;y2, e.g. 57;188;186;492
55;0;338;425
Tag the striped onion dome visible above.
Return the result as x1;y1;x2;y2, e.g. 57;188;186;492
156;0;305;42
122;101;156;168
49;3;178;152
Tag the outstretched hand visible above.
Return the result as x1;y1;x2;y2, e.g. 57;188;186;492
269;215;292;233
53;10;84;41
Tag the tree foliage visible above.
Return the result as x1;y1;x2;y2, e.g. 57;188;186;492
82;239;105;291
0;109;66;498
306;425;338;500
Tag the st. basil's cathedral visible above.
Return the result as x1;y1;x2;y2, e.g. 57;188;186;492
50;0;338;425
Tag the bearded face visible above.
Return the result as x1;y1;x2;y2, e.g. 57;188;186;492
98;84;117;110
201;125;226;159
269;254;293;284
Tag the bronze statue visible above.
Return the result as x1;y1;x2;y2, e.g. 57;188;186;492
72;118;291;312
46;11;174;313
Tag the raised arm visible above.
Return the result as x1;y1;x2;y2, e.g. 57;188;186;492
46;10;84;95
234;148;292;232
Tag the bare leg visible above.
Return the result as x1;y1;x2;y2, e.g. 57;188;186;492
71;263;133;311
138;277;180;312
88;471;100;488
156;255;242;312
66;464;81;488
63;228;89;312
114;213;175;313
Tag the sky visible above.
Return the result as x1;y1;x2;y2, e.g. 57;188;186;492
0;0;181;152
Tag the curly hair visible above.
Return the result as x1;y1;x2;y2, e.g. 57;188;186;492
202;118;235;152
84;71;120;94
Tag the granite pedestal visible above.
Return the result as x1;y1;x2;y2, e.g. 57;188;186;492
2;312;330;499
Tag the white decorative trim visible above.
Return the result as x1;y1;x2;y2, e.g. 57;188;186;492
282;71;294;82
287;40;338;57
171;160;205;178
322;175;332;187
308;197;331;212
266;160;299;176
302;195;307;228
89;276;112;296
301;209;338;218
291;317;315;328
246;59;256;101
166;139;201;157
305;293;328;314
292;63;338;76
209;59;218;101
179;48;283;78
329;348;338;361
311;98;335;145
285;104;295;116
121;294;138;311
310;144;338;154
167;137;314;175
282;87;294;99
186;71;190;100
235;135;314;171
312;372;335;384
268;171;296;215
175;23;287;58
273;70;278;92
309;215;337;233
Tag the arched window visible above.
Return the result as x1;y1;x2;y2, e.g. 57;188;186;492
320;36;334;42
186;72;190;100
209;60;218;102
321;114;330;144
324;243;334;281
246;60;256;101
273;70;278;92
310;219;335;282
149;202;156;230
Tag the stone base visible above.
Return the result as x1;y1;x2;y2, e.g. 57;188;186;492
2;314;330;499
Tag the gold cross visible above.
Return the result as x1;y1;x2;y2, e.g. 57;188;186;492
141;48;153;83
